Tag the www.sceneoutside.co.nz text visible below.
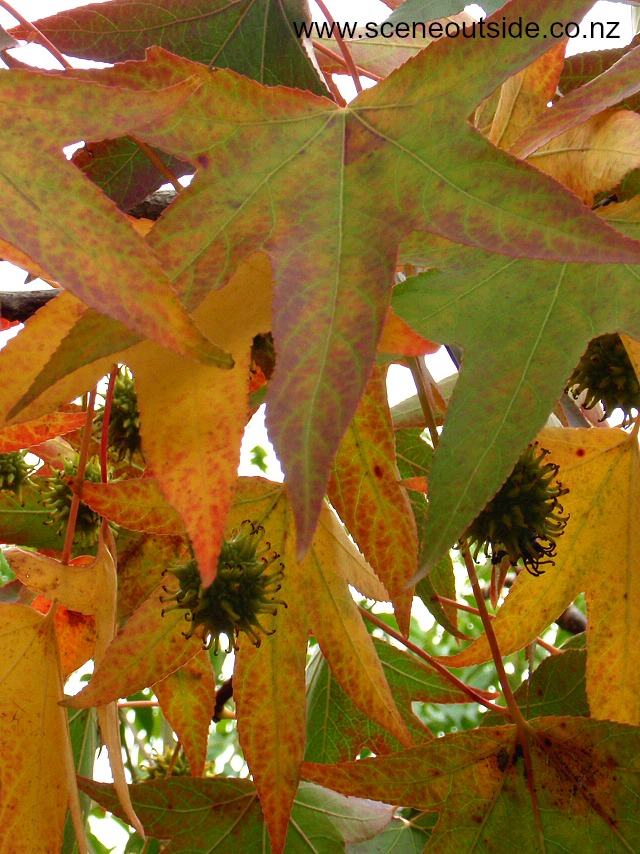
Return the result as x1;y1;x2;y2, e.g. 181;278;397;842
293;17;622;42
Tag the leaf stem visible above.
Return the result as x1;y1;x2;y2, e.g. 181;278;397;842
0;0;72;69
407;356;440;448
460;544;533;733
314;0;363;94
100;367;118;482
61;388;97;564
358;605;508;717
128;136;183;195
435;595;561;655
312;40;382;81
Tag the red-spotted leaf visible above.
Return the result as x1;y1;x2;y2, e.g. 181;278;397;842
328;366;417;633
17;0;325;210
81;478;183;536
0;411;86;453
153;650;216;778
227;477;409;853
116;530;189;621
0;67;230;367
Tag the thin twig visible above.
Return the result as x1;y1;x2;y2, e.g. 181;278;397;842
358;605;508;717
61;389;97;564
320;66;346;105
118;700;160;708
100;367;118;481
314;0;363;94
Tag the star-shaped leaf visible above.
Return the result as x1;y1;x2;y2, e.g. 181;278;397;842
61;0;640;557
303;717;640;852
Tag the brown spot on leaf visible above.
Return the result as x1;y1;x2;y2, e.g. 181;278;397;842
576;448;586;457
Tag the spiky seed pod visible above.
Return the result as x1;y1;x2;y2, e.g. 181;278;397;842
95;367;142;461
0;451;31;501
466;444;569;576
566;333;640;423
161;520;286;652
41;456;102;547
140;747;191;779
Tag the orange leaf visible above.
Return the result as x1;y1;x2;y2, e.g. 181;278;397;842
31;595;96;679
0;411;86;453
378;308;440;357
154;651;216;778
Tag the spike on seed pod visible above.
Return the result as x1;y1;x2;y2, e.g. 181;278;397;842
566;333;640;424
95;366;142;461
40;455;102;547
161;520;286;653
465;443;569;576
0;451;32;502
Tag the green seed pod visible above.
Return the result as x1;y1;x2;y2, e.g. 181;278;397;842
41;455;102;547
566;333;640;423
0;451;31;501
161;521;286;652
140;746;191;779
466;444;569;576
95;367;142;461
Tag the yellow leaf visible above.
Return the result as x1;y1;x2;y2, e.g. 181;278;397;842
128;252;272;587
0;292;88;430
0;605;85;853
528;109;640;204
440;427;640;725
